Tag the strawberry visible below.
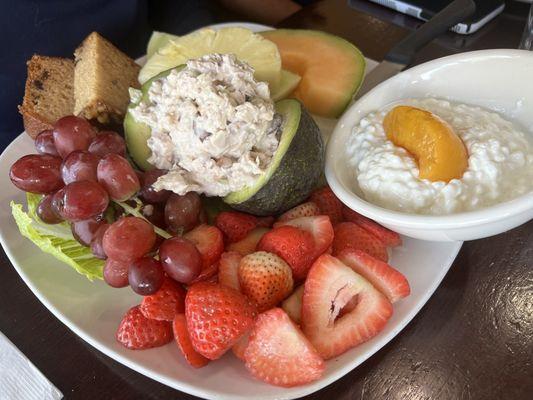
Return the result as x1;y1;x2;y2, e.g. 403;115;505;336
239;251;294;312
257;216;275;228
218;251;242;291
244;308;325;387
333;222;389;262
215;211;258;242
275;215;334;260
227;227;269;256
257;225;315;280
232;331;250;361
310;186;344;224
184;224;224;269
342;206;402;247
302;254;393;359
278;201;320;222
281;285;304;324
338;249;410;303
116;305;173;350
189;261;219;284
140;278;186;321
173;314;209;368
185;282;256;360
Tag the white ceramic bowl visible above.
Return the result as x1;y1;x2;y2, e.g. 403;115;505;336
326;49;533;242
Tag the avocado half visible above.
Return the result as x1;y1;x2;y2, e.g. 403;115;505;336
224;99;324;215
124;68;324;216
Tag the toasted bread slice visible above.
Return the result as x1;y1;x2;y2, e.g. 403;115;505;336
19;55;74;138
74;32;140;124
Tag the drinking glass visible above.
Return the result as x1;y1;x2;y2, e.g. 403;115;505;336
519;3;533;50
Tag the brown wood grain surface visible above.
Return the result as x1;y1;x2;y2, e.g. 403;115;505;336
1;1;532;399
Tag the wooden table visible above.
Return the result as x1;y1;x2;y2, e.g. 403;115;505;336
1;1;531;399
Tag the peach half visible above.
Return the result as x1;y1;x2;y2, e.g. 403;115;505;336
383;105;468;182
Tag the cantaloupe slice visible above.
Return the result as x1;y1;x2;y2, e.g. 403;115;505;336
262;29;365;118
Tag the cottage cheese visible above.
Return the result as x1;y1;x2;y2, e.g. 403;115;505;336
130;53;279;196
346;98;533;214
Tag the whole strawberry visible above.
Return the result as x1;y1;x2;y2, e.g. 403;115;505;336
239;251;294;312
116;305;173;350
185;282;256;360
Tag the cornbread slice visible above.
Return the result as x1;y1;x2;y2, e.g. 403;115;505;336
74;32;140;124
19;55;74;138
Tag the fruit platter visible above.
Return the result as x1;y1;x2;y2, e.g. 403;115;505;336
0;23;465;399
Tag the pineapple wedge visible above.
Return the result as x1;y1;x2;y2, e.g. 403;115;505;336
139;27;282;90
146;31;178;59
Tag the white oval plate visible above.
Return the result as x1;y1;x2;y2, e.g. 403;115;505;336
0;22;462;399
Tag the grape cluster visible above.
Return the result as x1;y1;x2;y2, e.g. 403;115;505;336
10;115;207;295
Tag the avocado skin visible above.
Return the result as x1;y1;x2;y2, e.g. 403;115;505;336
228;103;324;216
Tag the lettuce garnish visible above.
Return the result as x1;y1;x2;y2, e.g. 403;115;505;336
10;193;104;280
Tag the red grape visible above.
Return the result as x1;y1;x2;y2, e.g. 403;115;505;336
97;154;140;201
60;181;109;221
90;223;109;259
141;204;166;229
36;193;63;224
103;258;129;288
71;216;106;246
159;237;201;284
51;188;65;216
128;257;164;295
53;116;96;158
35;130;59;156
164;192;202;233
10;154;64;194
139;169;171;204
61;151;99;184
102;217;155;262
88;131;126;158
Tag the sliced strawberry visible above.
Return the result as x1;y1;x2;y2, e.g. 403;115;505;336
215;211;258;243
189;261;219;284
184;224;224;269
257;216;275;228
185;282;256;360
342;206;402;247
338;249;410;303
275;215;334;260
257;225;315;280
278;202;320;222
218;251;242;291
232;331;250;361
173;314;209;368
140;278;186;321
310;186;344;225
239;251;293;312
333;222;389;262
116;305;173;350
244;308;325;387
227;227;269;256
281;285;304;324
302;254;393;359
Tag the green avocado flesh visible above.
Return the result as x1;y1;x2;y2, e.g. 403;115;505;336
224;99;324;216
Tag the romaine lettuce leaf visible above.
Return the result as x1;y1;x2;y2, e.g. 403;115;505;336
10;193;104;281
